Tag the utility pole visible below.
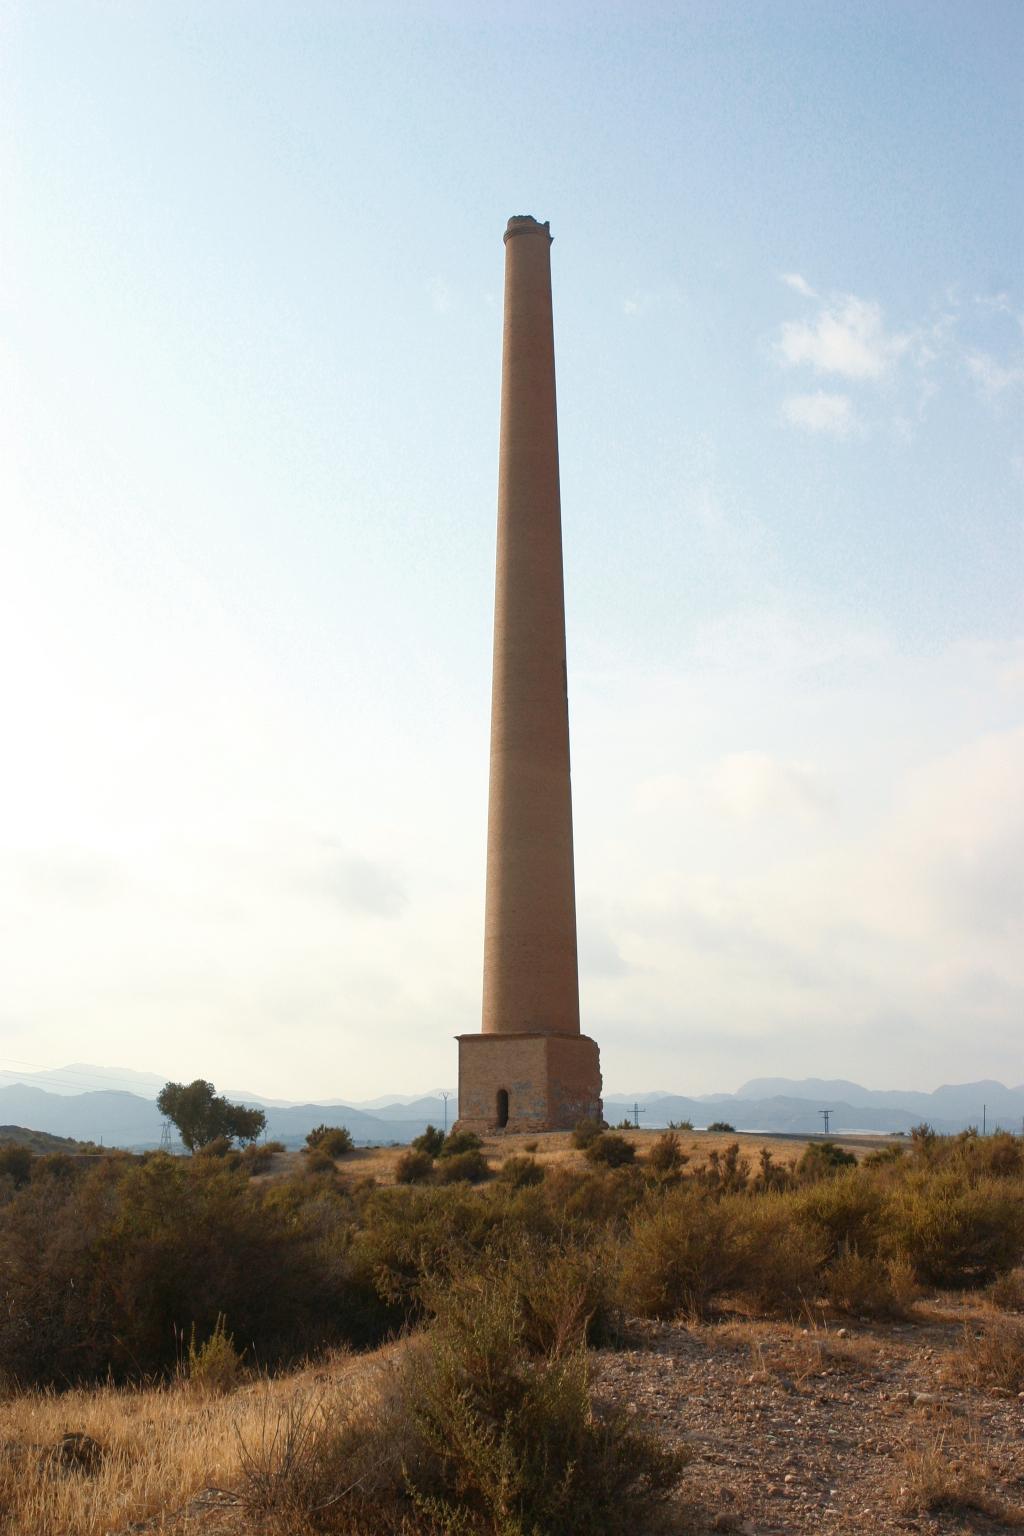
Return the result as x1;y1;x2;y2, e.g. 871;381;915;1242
441;1090;450;1134
983;1104;987;1136
630;1102;646;1128
819;1109;831;1135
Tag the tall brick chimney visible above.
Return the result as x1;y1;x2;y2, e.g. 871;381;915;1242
456;216;602;1134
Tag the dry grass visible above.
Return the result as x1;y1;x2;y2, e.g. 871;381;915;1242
272;1129;890;1188
943;1315;1024;1394
895;1431;1024;1526
712;1317;882;1391
0;1347;398;1536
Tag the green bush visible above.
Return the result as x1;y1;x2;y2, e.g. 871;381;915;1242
797;1140;857;1181
571;1117;604;1150
411;1125;445;1158
585;1133;635;1168
0;1145;33;1188
0;1153;387;1384
405;1257;684;1535
347;1184;502;1316
306;1125;355;1156
706;1120;735;1133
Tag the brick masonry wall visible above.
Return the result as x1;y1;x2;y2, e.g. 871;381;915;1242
456;1032;602;1133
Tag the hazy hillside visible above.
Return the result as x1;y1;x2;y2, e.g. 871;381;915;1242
0;1123;90;1153
735;1077;1024;1125
3;1065;1020;1149
0;1085;458;1149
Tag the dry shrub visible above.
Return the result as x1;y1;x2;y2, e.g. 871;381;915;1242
751;1146;796;1193
571;1117;604;1151
698;1143;748;1193
394;1149;434;1185
424;1234;620;1357
945;1317;1024;1394
826;1250;919;1319
733;1196;823;1318
585;1133;635;1168
622;1188;821;1321
543;1164;647;1232
619;1187;747;1318
498;1155;544;1189
795;1172;887;1260
987;1267;1024;1312
886;1174;1024;1287
186;1314;244;1393
434;1150;490;1185
646;1132;688;1178
404;1265;684;1536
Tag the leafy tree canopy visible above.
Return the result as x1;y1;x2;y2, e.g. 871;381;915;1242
156;1080;266;1153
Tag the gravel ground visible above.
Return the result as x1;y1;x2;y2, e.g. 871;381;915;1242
590;1305;1024;1535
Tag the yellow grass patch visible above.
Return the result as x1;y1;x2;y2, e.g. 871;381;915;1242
0;1347;397;1536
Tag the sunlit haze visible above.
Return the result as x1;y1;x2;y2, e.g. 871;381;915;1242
2;2;1022;1100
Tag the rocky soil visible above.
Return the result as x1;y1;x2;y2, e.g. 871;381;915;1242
591;1302;1024;1535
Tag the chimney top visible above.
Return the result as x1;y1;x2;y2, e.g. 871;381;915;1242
504;215;552;245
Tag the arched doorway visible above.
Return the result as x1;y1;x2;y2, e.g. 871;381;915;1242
496;1088;509;1128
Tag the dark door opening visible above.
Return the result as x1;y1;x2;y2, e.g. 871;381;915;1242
496;1088;509;1128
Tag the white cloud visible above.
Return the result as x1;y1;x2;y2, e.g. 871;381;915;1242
965;350;1024;398
779;294;909;379
780;272;817;299
710;751;831;819
781;390;858;437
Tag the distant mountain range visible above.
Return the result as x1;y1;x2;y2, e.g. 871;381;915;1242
0;1065;1020;1149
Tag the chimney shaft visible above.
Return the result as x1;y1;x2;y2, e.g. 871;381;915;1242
482;215;580;1037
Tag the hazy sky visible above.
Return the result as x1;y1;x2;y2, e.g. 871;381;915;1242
2;1;1022;1100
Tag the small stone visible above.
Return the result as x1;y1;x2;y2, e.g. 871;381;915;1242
836;1327;849;1338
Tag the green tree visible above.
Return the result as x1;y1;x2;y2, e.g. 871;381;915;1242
156;1080;266;1153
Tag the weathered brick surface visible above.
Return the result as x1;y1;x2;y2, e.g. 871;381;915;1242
455;1032;602;1133
482;216;580;1038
